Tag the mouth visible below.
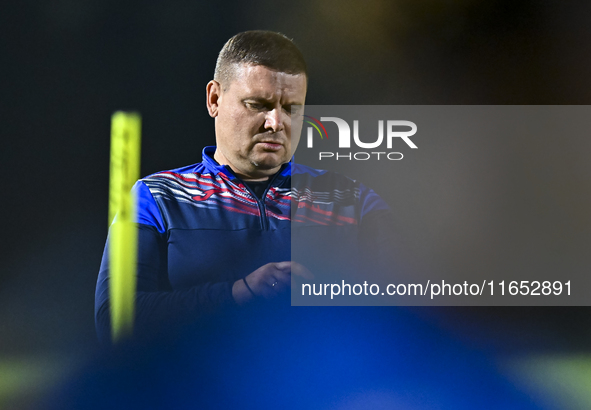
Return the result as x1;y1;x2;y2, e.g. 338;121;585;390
256;140;284;151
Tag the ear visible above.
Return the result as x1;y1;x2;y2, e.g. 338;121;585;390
206;80;221;117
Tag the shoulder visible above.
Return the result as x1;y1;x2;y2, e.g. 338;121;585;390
291;163;390;216
132;162;214;232
291;163;372;197
141;162;210;186
291;163;355;191
139;162;222;200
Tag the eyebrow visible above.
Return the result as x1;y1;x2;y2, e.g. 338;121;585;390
242;97;304;106
243;95;277;102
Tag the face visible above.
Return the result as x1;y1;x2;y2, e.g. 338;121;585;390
206;64;307;180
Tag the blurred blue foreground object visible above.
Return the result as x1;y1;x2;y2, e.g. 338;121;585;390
44;305;540;410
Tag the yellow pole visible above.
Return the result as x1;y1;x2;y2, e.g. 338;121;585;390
108;112;141;342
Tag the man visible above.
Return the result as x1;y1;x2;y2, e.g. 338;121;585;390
95;30;391;342
84;32;543;410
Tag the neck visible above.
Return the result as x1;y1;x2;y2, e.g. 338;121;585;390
240;175;269;182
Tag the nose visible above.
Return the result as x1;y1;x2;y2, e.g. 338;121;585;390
264;108;285;133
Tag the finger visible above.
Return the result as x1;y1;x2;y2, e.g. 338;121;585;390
269;279;283;293
290;261;314;280
259;282;277;298
273;261;293;272
270;271;291;293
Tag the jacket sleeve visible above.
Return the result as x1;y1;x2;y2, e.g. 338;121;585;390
94;181;235;343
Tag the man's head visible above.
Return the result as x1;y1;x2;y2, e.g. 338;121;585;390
213;30;308;91
206;31;308;181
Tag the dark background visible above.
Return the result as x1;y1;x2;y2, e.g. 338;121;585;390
1;0;590;407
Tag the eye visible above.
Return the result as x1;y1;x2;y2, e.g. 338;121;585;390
245;102;265;110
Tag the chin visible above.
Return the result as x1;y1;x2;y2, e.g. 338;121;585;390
251;154;288;169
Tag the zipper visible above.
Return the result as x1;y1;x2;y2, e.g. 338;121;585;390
223;163;288;230
234;169;284;231
239;182;266;230
259;170;283;230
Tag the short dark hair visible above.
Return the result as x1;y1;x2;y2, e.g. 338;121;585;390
214;30;308;88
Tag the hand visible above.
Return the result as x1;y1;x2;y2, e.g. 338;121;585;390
232;261;313;305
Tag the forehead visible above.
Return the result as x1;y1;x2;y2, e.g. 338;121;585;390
225;64;307;101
